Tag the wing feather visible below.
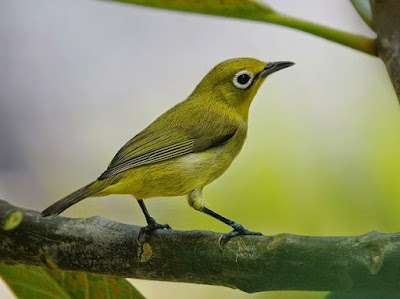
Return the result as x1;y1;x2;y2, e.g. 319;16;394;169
98;102;239;180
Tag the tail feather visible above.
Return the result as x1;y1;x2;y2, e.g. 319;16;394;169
41;179;113;217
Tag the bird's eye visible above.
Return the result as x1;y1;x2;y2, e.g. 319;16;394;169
233;70;254;89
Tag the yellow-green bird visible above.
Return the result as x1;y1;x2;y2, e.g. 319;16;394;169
42;57;294;244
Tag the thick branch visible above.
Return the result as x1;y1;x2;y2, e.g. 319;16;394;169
1;199;400;293
371;0;400;100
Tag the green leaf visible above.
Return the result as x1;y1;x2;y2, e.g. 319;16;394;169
349;0;374;31
114;0;275;19
110;0;376;56
327;291;400;298
0;264;144;299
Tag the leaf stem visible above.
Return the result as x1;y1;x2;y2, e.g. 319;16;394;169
237;11;377;56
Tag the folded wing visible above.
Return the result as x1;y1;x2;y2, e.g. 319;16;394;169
98;107;238;180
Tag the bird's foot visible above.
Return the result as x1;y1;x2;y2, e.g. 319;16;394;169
141;221;171;233
219;222;262;249
137;218;171;245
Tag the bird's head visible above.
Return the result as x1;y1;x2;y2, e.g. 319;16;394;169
193;57;294;120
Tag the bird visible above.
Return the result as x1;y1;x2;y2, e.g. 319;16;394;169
41;57;294;245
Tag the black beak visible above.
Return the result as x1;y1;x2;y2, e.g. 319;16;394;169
259;61;295;78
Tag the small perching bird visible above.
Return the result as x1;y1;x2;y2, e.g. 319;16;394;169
41;58;294;245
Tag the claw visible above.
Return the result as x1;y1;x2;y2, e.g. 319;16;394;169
218;224;262;250
137;221;171;245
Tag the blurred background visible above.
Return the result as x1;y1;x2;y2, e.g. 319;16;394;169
1;0;399;298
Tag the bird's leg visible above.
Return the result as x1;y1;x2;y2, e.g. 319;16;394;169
201;207;262;248
187;189;262;248
137;199;171;242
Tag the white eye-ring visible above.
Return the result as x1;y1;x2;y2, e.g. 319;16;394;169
233;70;254;89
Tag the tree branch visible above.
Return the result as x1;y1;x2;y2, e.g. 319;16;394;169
1;199;400;293
371;0;400;101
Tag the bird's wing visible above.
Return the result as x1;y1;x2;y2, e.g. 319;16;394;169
98;107;238;180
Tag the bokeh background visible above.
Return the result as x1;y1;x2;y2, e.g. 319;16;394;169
1;0;399;298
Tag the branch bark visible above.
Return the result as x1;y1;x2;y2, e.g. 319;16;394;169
1;199;400;293
371;0;400;100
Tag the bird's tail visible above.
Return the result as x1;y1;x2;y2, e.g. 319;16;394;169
41;179;115;217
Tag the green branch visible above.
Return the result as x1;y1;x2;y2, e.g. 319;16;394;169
254;13;377;56
110;0;377;56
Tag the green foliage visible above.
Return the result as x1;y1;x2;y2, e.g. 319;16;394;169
327;291;400;298
350;0;374;30
110;0;376;55
114;0;274;19
0;264;143;299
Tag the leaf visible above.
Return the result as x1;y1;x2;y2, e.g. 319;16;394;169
109;0;376;56
0;264;144;299
349;0;374;31
114;0;275;20
327;291;400;298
